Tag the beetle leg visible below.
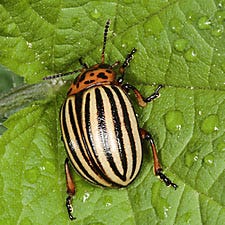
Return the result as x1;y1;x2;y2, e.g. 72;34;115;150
122;84;163;107
140;128;177;189
117;48;137;84
65;158;76;220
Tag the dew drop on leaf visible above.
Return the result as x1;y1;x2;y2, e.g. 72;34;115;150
103;195;113;207
198;16;211;30
82;192;90;203
215;10;225;22
91;9;101;19
203;153;215;166
184;151;199;167
165;110;184;133
184;48;197;62
211;24;224;37
201;114;219;134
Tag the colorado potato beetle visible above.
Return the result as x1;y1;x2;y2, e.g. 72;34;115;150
44;19;177;220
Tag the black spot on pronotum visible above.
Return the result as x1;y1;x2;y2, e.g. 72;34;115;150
84;80;95;84
97;72;108;79
79;73;86;82
106;69;112;73
90;72;95;76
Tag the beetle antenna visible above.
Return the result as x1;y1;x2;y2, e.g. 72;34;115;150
101;19;110;64
43;70;81;80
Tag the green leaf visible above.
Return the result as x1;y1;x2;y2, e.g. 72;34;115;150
1;1;225;225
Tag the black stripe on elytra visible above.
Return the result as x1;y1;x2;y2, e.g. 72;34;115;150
61;99;98;185
111;85;137;179
84;92;118;186
74;93;111;183
102;86;128;179
95;88;126;182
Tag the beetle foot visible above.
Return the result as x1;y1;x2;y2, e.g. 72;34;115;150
156;169;178;190
66;196;76;220
144;84;163;103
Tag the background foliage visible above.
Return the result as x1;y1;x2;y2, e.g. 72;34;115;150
0;0;225;224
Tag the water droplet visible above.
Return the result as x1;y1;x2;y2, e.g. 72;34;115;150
184;48;197;62
185;151;199;167
194;155;199;161
91;9;101;19
165;110;184;133
144;16;163;36
218;2;223;8
211;24;224;37
169;18;183;33
103;195;113;207
203;153;215;166
201;114;219;134
198;16;211;30
174;39;188;52
25;168;38;184
215;10;225;22
82;192;90;202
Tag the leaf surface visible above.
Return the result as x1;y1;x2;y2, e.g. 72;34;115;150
0;1;225;225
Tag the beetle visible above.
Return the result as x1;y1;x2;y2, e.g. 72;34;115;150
44;19;177;220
